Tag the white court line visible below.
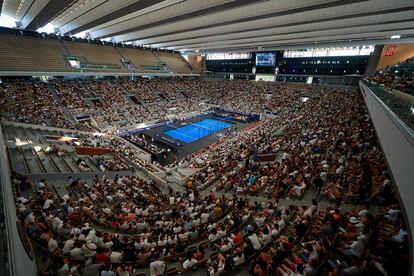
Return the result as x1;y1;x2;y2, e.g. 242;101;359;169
192;123;215;132
197;121;230;132
166;130;195;141
167;120;228;142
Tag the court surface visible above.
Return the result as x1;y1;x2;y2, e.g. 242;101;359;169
164;119;232;143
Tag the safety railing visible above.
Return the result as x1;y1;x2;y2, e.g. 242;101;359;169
360;81;414;276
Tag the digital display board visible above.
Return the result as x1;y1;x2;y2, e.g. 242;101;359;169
255;52;276;66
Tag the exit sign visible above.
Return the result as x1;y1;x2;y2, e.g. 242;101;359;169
385;46;397;56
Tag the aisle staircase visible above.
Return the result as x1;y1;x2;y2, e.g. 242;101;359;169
46;83;77;124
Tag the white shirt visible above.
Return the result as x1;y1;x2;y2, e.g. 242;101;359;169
248;233;261;250
82;242;97;257
201;213;210;223
385;208;400;221
157;239;167;247
358;209;369;217
17;196;29;203
48;238;58;252
208;233;218;242
233;254;244;266
52;217;63;230
62;239;75;254
183;258;197;270
86;230;98;243
271;229;280;237
336;165;344;175
193;218;201;227
150;260;165;276
103;241;113;249
43;199;54;210
221;243;232;252
207;223;216;232
135;208;143;216
102;208;111;214
70;247;84;259
278;219;286;230
110;251;123;263
255;217;266;227
393;228;407;243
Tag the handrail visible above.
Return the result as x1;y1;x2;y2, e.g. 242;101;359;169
360;81;414;147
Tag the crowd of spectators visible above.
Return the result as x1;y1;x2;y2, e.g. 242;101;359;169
367;56;414;96
185;87;391;206
126;134;165;155
84;80;129;108
93;156;136;172
366;56;414;132
0;81;74;129
73;133;164;173
12;172;244;275
2;78;410;275
51;80;93;115
246;200;409;276
1;78;314;132
11;169;408;276
118;79;160;103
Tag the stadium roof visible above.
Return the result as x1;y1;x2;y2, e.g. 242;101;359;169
1;0;414;52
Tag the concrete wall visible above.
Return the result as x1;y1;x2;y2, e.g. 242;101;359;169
364;45;384;76
0;126;37;276
360;82;414;275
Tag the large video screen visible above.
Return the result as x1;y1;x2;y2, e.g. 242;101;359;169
255;52;276;66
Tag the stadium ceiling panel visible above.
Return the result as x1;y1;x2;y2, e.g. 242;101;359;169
3;0;36;22
25;0;75;30
89;0;266;38
8;0;49;28
1;0;414;52
138;10;414;47
169;27;414;51
61;0;165;35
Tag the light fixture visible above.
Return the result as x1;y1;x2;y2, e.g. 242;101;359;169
390;35;401;39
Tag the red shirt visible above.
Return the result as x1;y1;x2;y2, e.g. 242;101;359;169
69;212;78;221
95;253;110;263
233;233;242;245
111;221;120;228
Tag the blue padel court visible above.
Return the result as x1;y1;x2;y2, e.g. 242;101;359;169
164;119;232;143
